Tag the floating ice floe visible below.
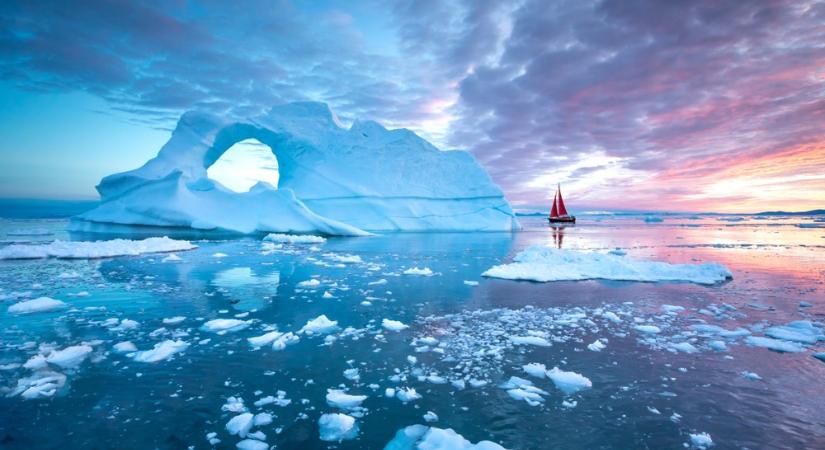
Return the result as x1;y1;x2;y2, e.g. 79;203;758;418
9;370;67;399
201;319;251;334
395;387;422;403
500;376;548;406
264;233;326;244
235;439;268;450
546;367;592;394
482;246;732;285
226;413;254;437
297;279;321;288
690;432;713;448
113;341;137;353
326;389;367;410
162;316;186;325
7;297;67;314
384;425;507;450
382;319;409;332
0;237;196;259
46;345;93;369
318;413;359;441
744;336;803;353
131;340;189;363
510;336;551;346
587;339;606;352
299;315;339;334
764;321;824;344
403;267;434;276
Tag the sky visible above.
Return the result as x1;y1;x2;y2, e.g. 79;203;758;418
1;0;824;213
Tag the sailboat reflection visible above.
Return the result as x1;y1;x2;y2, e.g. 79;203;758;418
550;225;566;249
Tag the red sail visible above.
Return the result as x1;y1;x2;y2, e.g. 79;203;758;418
549;192;559;218
557;185;569;216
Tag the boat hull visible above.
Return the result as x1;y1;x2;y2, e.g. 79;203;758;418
548;216;576;224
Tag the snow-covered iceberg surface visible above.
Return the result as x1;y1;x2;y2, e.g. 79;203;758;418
483;246;732;285
0;237;195;259
71;102;519;235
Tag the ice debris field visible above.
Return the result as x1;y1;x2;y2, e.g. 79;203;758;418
2;212;825;449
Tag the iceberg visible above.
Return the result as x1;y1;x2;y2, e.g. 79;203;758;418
483;246;732;285
7;297;67;314
71;102;519;235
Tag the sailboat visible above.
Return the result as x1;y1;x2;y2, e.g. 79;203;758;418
548;184;576;224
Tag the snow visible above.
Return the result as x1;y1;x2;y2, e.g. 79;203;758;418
483;246;732;285
326;389;367;410
201;319;251;334
72;102;519;235
299;315;338;334
382;319;409;332
7;297;67;314
690;432;713;448
546;367;592;394
46;345;93;369
745;336;803;353
403;267;434;276
264;233;326;244
384;425;507;450
132;340;189;362
0;237;196;259
318;413;359;441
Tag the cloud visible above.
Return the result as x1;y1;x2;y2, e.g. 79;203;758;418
2;0;824;210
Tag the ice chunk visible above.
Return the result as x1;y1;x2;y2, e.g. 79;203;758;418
162;316;186;325
318;413;358;441
297;279;321;288
46;345;93;369
226;413;254;438
383;425;507;450
670;342;698;353
395;387;422;403
326;389;367;410
264;233;326;244
299;315;338;334
764;321;824;344
162;253;181;262
9;370;67;399
132;340;189;362
740;371;762;381
0;237;196;259
247;331;284;348
522;363;547;378
690;432;713;448
587;340;606;352
546;367;592;394
113;341;137;353
201;319;251;334
236;439;268;450
745;336;803;353
382;319;409;332
7;297;67;314
509;336;551;346
483;246;732;285
635;325;661;334
403;267;434;276
423;411;439;422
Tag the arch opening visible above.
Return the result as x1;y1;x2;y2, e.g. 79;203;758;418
206;138;279;193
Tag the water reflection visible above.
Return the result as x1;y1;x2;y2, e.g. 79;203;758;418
212;267;280;311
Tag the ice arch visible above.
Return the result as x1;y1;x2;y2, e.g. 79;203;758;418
206;139;279;193
72;102;520;235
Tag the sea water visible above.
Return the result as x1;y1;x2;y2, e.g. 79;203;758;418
0;212;823;449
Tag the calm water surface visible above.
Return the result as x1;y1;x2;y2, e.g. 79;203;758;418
0;214;823;449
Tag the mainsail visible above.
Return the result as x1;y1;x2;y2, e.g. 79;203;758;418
549;192;559;218
557;184;568;216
